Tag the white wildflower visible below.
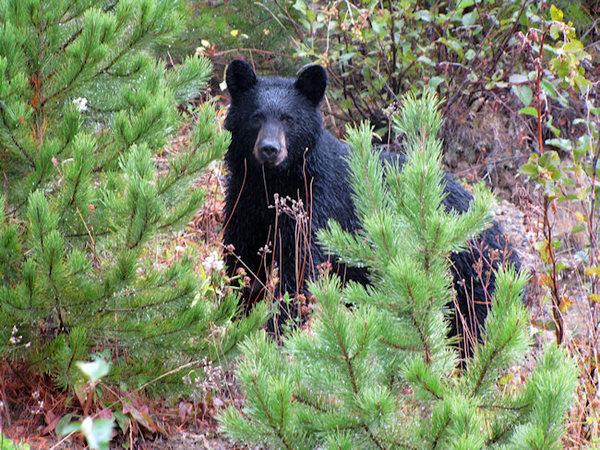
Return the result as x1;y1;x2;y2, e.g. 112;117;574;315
72;97;88;112
9;325;22;344
203;251;224;273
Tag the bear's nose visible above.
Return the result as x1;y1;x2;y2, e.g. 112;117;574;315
259;144;279;159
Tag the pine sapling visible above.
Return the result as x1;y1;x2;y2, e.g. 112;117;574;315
0;0;267;391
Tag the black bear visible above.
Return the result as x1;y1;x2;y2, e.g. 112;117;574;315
223;59;520;348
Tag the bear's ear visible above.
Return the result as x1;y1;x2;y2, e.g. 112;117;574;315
294;64;327;105
226;60;257;98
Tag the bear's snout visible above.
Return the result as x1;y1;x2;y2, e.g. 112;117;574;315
253;122;288;167
259;143;279;158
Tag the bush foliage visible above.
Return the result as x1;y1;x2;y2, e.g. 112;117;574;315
257;1;596;137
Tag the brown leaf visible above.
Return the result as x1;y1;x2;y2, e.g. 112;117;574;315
559;295;573;313
41;411;60;436
98;408;113;420
123;402;165;435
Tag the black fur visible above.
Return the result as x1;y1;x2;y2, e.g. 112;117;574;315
223;60;520;346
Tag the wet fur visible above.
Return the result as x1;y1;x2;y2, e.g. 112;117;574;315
223;61;521;345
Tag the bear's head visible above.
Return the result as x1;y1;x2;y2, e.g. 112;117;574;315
224;59;327;171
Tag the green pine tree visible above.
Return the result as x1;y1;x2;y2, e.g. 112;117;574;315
219;90;577;449
0;0;267;391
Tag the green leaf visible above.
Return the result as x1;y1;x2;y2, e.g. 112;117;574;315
519;106;538;117
56;414;76;436
574;73;592;94
540;79;558;100
546;138;573;152
80;417;113;450
520;162;539;177
0;434;31;450
429;76;445;88
509;73;528;84
418;55;436;67
550;4;564;22
113;411;130;434
339;52;355;63
563;40;584;54
57;421;82;436
462;10;479;27
462;11;478;27
546;115;561;137
512;85;533;106
415;10;431;22
371;17;386;35
76;359;111;383
457;0;475;11
439;37;464;59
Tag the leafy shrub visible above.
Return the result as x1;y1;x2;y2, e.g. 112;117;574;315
263;1;596;141
264;1;527;127
552;0;596;36
516;4;599;443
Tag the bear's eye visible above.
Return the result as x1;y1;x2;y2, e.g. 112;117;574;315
280;114;293;124
250;112;264;122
